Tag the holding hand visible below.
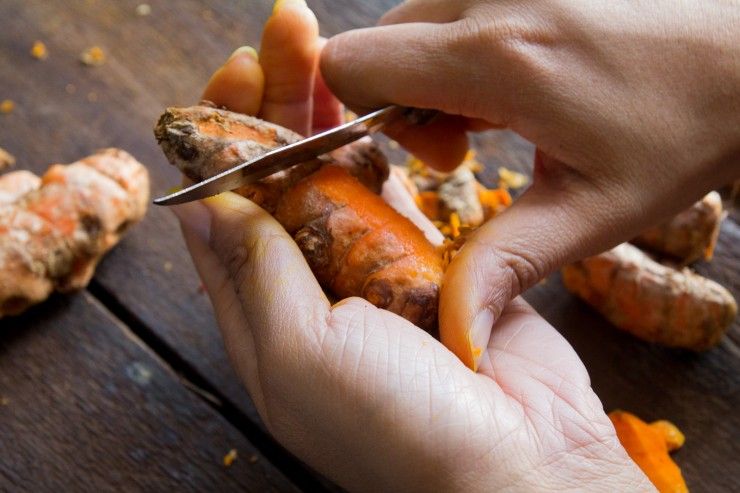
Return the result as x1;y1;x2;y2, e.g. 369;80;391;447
169;1;651;490
321;0;740;369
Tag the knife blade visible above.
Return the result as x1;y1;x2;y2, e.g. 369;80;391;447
153;105;435;206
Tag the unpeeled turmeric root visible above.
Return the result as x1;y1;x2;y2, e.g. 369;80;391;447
562;242;736;350
609;411;688;492
0;149;149;317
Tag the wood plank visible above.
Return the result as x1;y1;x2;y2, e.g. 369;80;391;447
0;291;299;492
0;1;737;491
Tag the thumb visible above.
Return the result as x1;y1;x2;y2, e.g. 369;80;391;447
439;151;623;371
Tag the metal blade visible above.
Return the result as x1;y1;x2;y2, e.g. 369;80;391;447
154;105;404;205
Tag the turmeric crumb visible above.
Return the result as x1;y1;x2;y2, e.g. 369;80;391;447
135;3;151;16
163;261;173;272
0;100;14;114
30;41;48;60
0;147;16;171
223;448;238;467
449;212;461;238
0;396;8;406
248;454;259;464
344;109;357;122
80;46;106;66
498;167;529;189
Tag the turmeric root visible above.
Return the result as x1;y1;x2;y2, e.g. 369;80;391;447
609;411;688;493
156;107;442;331
562;243;737;350
0;149;149;318
633;192;723;264
155;104;389;213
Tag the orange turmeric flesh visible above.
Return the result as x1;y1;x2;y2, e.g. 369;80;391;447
276;165;443;331
609;411;688;493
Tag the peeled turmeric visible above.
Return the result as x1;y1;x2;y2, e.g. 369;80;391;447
609;411;688;493
0;149;149;317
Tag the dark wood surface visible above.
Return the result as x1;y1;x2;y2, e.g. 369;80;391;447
0;0;737;491
0;292;297;492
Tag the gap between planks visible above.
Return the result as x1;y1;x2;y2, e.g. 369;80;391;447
86;279;338;493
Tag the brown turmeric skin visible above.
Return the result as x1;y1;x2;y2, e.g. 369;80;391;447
156;106;442;331
0;149;149;317
562;242;737;350
633;191;723;264
155;104;389;213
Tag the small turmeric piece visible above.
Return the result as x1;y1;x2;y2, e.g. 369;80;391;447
0;149;149;318
0;100;14;114
80;46;106;66
609;411;688;493
223;448;238;467
497;166;528;189
562;243;737;350
30;41;48;60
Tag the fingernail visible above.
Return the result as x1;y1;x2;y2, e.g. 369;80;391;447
227;45;258;62
273;0;305;14
470;309;494;364
171;201;212;245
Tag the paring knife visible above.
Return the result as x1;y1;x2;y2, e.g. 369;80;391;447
153;105;437;206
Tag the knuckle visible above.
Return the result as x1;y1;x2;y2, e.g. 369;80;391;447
477;240;546;298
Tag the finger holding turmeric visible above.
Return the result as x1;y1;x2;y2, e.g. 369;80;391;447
202;46;264;115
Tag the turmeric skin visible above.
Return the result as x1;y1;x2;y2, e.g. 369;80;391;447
0;149;149;318
609;411;688;493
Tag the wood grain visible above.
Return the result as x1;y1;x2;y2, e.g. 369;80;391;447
0;292;298;492
0;0;737;491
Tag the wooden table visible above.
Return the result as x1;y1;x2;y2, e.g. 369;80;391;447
0;1;737;491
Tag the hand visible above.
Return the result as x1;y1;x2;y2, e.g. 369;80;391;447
321;0;740;369
170;2;651;490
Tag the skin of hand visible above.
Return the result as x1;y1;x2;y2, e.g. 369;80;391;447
320;0;740;370
170;2;652;490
